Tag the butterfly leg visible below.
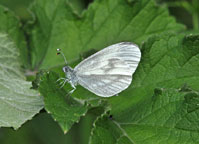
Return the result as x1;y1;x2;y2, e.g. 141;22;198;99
56;77;67;87
56;77;66;82
68;84;76;95
59;79;69;88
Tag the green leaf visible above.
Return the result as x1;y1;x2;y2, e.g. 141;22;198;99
28;0;185;69
109;33;199;117
39;71;88;133
0;33;43;129
90;88;199;144
89;33;199;143
0;5;28;68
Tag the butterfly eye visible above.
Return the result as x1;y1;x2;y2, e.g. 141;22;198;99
62;66;69;72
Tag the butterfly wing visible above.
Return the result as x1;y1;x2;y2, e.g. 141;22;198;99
74;42;141;97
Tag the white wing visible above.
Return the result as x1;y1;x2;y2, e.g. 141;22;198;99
74;42;141;97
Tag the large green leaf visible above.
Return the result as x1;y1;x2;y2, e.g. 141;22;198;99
0;5;28;68
90;33;199;143
109;33;199;116
28;0;184;69
39;71;88;133
90;88;199;144
0;33;43;129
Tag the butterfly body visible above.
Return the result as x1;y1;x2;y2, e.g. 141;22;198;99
63;66;78;86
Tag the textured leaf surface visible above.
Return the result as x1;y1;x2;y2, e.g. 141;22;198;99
0;33;43;129
109;33;199;115
0;5;28;68
90;33;199;143
90;88;199;144
28;0;184;69
39;72;88;133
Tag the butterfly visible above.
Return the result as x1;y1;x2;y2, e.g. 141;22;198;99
57;42;141;97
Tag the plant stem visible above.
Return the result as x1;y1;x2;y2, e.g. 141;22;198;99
192;0;199;30
193;13;199;30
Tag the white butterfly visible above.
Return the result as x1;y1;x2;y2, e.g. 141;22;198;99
57;42;141;97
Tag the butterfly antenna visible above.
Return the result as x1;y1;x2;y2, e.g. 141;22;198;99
56;49;68;65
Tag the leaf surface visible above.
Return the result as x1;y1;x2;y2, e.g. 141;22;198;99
109;33;199;116
0;6;28;67
39;72;88;133
90;88;199;144
28;0;184;69
90;33;199;143
0;33;43;129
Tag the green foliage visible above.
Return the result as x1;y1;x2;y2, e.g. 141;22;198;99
0;113;93;144
166;0;199;30
0;33;43;129
89;33;199;143
0;6;28;67
0;0;199;144
109;33;199;116
39;71;88;133
28;0;184;69
90;88;199;144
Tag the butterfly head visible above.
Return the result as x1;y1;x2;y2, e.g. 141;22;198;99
62;66;77;85
62;66;70;73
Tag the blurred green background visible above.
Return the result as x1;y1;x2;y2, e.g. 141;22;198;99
0;0;32;20
0;0;197;144
0;0;195;29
